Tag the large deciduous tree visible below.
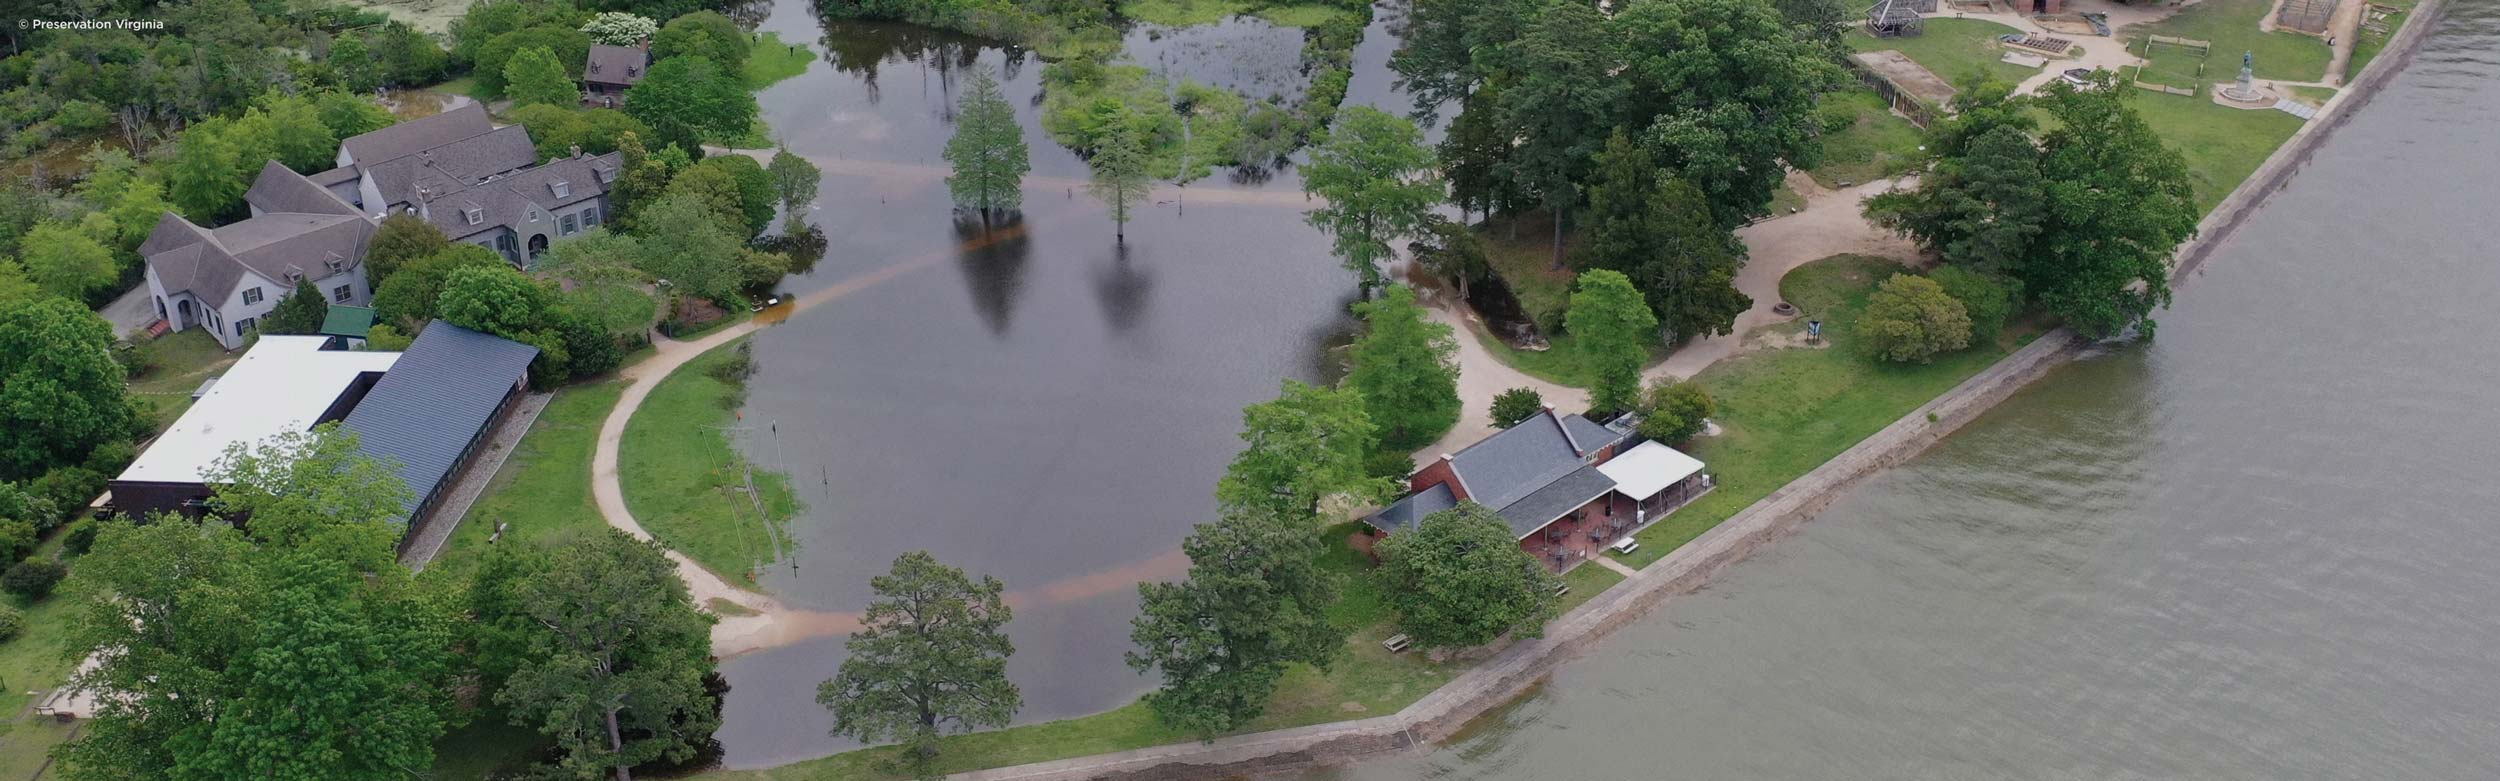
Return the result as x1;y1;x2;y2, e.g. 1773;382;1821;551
766;146;821;232
61;426;459;781
1374;502;1560;648
1577;131;1751;342
18;220;118;303
2028;77;2199;338
1864;124;2046;275
0;297;136;482
580;12;660;45
1346;284;1460;452
365;212;454;287
1301;106;1439;293
819;551;1020;780
1614;0;1839;228
1212;380;1397;523
1128;504;1344;736
259;278;330;335
943;68;1029;222
626;57;758;153
651;10;750;75
1565;269;1658;414
488;529;722;781
507;45;582;109
631;191;749;303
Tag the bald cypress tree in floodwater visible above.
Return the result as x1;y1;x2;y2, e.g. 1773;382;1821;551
1086;124;1151;244
944;68;1029;224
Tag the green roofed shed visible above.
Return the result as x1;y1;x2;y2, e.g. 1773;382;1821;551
320;305;376;339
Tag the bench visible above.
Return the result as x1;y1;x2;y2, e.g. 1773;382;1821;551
1552;582;1571;598
1381;634;1412;653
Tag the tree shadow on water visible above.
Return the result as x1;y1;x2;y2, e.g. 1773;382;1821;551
953;211;1031;337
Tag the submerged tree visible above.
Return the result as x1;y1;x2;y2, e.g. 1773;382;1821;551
1300;106;1439;294
1086;124;1152;244
766;146;821;233
944;67;1030;223
819;551;1020;780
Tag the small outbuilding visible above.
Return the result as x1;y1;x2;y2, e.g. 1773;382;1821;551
1867;0;1927;37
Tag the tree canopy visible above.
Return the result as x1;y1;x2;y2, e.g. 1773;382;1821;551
0;297;136;482
1300;106;1439;292
626;57;758;153
1858;273;1972;363
1212;380;1396;523
1346;284;1460;452
1577;132;1751;342
1374;502;1560;648
766;147;822;231
651;10;750;74
506;45;582;109
943;68;1029;221
819;551;1020;779
1490;387;1545;428
260;278;331;335
1564;269;1659;414
1085;124;1151;243
1128;504;1343;736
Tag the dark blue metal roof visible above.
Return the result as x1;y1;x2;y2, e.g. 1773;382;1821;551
1496;465;1615;538
343;320;537;521
1364;482;1457;534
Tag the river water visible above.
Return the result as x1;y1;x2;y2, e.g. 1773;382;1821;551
714;0;1429;766
1307;4;2500;778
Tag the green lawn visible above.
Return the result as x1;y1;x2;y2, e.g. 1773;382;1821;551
2124;88;2305;211
1252;3;1359;27
126;329;236;433
2122;0;2332;82
422;380;625;580
618;340;800;585
744;32;817;90
2289;85;2338;105
2132;37;2215;90
1119;0;1254;26
0;571;88;776
2347;0;2418;79
1846;18;2037;87
1611;255;2034;569
1804;88;1925;189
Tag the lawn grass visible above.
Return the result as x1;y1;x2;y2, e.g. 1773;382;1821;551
1846;18;2037;87
1119;0;1254;26
1766;179;1808;217
2346;0;2418;79
2122;88;2305;212
1252;3;1359;27
618;339;801;585
125;329;237;434
2289;85;2338;105
1556;561;1625;614
1804;88;1925;189
0;580;89;775
1612;255;2034;569
422;379;625;579
744;32;817;90
2132;36;2215;90
2122;0;2332;82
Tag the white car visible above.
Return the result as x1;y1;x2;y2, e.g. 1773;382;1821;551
1611;537;1641;555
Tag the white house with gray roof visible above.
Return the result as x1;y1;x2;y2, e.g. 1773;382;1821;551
142;106;624;348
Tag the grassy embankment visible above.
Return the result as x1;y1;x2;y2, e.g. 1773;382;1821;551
1609;254;2037;567
124;329;237;433
1845;18;2037;87
1803;88;1925;189
744;32;818;91
422;379;625;578
692;521;1621;781
2347;0;2420;77
0;534;89;779
1120;0;1357;27
618;339;801;586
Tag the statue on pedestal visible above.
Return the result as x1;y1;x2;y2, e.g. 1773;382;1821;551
2224;49;2262;101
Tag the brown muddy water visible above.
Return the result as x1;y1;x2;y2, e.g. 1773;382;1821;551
711;0;1427;766
1305;4;2500;778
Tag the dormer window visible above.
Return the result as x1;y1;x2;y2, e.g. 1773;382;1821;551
325;257;344;273
463;207;484;226
551;180;571;198
594;167;614;183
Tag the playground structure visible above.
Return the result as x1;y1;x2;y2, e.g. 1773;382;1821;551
1865;0;1932;37
2276;0;2339;33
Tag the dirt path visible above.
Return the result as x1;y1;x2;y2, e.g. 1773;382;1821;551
1408;284;1591;462
1646;175;1923;382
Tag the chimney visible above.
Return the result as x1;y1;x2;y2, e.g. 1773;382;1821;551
1439;453;1454;462
569;144;584;159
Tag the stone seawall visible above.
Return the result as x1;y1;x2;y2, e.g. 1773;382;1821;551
956;3;2447;777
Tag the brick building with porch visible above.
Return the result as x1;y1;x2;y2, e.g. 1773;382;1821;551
1364;408;1713;572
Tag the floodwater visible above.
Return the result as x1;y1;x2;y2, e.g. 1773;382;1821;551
713;0;1425;766
1308;4;2500;779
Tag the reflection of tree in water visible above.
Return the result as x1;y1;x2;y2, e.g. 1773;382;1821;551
1300;288;1365;385
814;19;971;103
1090;240;1155;334
758;226;830;278
952;212;1031;336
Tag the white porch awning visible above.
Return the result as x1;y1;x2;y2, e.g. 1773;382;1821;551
1596;441;1705;501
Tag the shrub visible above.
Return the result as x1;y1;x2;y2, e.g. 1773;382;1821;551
1636;381;1716;445
1928;266;2018;344
63;520;101;556
1858;273;1972;363
1490;388;1545;428
30;467;105;529
3;559;65;600
0;520;33;564
0;604;21;641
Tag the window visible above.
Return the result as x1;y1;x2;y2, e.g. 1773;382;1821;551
582;207;601;228
560;214;579;236
463;207;484;225
325;257;343;273
332;284;353;302
595;166;614;183
551;180;571;198
528;208;541;223
236;317;254;337
241;286;264;305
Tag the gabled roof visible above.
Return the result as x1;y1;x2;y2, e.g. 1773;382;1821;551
1445;409;1602;511
339;103;495;168
243;160;360;216
1496;465;1616;537
416;151;622;241
1365;482;1456;534
585;44;652;88
143;164;374;303
341;321;538;520
364;125;542;209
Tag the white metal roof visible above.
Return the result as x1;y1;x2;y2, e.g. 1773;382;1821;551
1596;441;1706;501
117;336;400;485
